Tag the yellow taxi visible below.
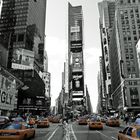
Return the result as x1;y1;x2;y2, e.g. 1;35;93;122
118;125;140;140
0;123;35;140
78;117;87;125
48;116;54;122
88;117;103;130
106;117;120;127
37;118;50;128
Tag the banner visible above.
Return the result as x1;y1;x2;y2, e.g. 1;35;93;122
72;72;84;91
0;74;16;110
12;48;34;70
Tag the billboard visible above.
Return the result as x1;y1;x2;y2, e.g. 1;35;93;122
0;74;17;110
12;48;34;70
72;52;83;71
42;72;50;97
72;72;84;91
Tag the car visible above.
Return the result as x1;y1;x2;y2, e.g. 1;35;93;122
37;118;50;128
106;117;120;127
0;116;10;128
52;117;60;123
88;117;103;130
0;122;35;140
78;117;87;125
118;125;140;140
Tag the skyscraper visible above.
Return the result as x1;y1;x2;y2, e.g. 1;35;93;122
68;3;85;113
98;0;115;114
110;0;140;114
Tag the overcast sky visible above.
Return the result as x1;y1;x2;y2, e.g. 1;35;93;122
45;0;102;112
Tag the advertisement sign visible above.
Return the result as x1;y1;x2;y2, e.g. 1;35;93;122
72;72;84;91
43;72;50;97
72;52;83;71
12;48;34;70
0;74;16;110
70;26;80;33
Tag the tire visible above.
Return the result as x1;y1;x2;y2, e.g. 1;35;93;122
32;131;35;138
23;134;27;140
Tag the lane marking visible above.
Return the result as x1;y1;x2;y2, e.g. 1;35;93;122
70;124;77;140
46;126;59;140
111;136;118;140
96;130;117;140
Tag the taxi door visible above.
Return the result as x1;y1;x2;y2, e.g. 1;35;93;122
124;127;137;140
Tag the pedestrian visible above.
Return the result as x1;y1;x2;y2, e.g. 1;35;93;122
124;114;129;125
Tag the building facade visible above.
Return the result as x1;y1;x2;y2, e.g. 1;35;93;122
98;0;115;114
0;0;47;114
110;0;140;115
68;3;85;114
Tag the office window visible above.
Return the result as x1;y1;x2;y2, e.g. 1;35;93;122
126;61;130;66
125;48;128;53
133;0;135;3
126;54;129;59
133;30;136;35
18;34;24;42
128;0;131;3
127;67;131;72
134;36;137;41
128;36;131;41
129;48;133;53
130;54;134;59
132;67;135;72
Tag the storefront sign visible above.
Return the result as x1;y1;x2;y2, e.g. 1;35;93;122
0;74;16;110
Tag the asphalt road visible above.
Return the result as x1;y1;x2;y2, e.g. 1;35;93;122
33;122;125;140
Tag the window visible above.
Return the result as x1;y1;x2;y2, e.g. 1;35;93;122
127;67;131;72
132;0;135;3
125;49;128;53
18;34;24;42
134;36;137;41
128;37;131;41
132;67;135;72
126;127;133;136
130;54;134;59
133;30;136;35
123;127;129;134
126;54;129;59
129;48;133;53
126;61;130;65
128;0;130;3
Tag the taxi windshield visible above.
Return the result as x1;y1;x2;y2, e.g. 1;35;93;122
3;123;22;130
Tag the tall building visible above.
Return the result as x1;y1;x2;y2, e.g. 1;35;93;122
68;3;85;113
0;0;47;114
110;0;140;115
98;0;115;114
97;56;106;114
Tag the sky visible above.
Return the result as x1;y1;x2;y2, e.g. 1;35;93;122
45;0;102;112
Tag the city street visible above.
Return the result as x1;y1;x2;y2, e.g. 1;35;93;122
33;122;126;140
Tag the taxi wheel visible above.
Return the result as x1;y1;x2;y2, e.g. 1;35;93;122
32;131;35;138
23;134;27;140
